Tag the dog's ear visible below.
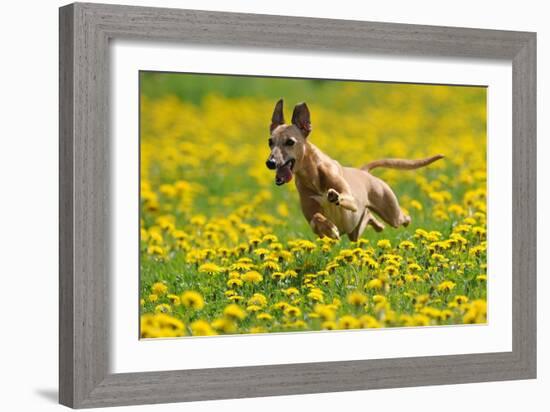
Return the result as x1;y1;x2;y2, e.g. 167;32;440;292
270;99;285;133
291;102;312;137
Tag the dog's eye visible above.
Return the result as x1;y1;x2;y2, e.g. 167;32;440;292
268;138;274;147
285;139;295;147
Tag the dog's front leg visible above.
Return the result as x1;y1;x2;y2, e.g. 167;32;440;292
298;189;341;239
319;164;359;212
310;212;340;239
327;188;358;212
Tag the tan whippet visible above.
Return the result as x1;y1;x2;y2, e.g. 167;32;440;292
265;99;443;241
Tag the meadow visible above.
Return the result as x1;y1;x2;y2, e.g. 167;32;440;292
139;72;487;338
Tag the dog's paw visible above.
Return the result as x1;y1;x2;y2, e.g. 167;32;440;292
327;188;340;205
310;213;340;240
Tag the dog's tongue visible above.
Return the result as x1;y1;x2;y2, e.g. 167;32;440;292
276;164;293;185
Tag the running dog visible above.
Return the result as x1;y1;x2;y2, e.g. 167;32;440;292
265;99;443;241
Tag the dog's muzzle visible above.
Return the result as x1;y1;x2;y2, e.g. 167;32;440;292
266;158;277;170
275;158;295;186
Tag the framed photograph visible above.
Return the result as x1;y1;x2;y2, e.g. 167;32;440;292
59;2;536;408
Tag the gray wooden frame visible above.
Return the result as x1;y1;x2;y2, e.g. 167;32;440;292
59;2;536;408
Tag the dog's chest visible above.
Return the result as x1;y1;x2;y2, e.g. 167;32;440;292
311;194;359;234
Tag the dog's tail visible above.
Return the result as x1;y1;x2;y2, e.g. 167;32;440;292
361;154;444;172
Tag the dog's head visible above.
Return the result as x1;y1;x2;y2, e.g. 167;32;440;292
265;99;311;186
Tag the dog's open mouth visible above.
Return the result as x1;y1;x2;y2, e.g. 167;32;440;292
275;159;295;186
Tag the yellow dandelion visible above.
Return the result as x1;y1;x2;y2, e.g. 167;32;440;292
285;269;298;278
437;281;456;292
366;278;383;290
272;301;289;311
181;291;205;310
257;313;273;321
284;305;302;318
399;240;415;250
190;320;216;336
171;230;187;240
338;315;360;329
241;270;263;284
384;265;399;276
321;321;337;330
307;288;324;302
262;234;278;243
211;318;236;334
269;242;284;251
248;293;268;307
362;257;379;269
276;203;289;217
249;326;266;334
229;261;253;272
140;228;149;242
140;313;185;338
167;294;180;306
453;295;469;305
271;272;285;281
282;287;300;297
297;240;317;251
410;200;423;210
198;263;223;274
463;300;487;324
314;304;336;321
261;260;280;271
253;248;271;258
224;304;246;320
151;282;168;296
246;305;262;312
226;278;243;288
154;303;171;314
148;231;164;245
359;315;381;328
147;245;166;257
326;262;339;273
190;215;206;226
249;237;262;247
347;291;368;306
414;228;429;239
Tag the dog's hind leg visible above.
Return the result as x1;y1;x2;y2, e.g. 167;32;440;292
367;176;411;228
370;199;410;229
368;214;386;232
348;210;385;241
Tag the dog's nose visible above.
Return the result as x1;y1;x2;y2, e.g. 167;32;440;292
266;159;277;170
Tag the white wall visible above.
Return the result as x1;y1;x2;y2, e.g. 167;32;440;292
0;1;546;411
